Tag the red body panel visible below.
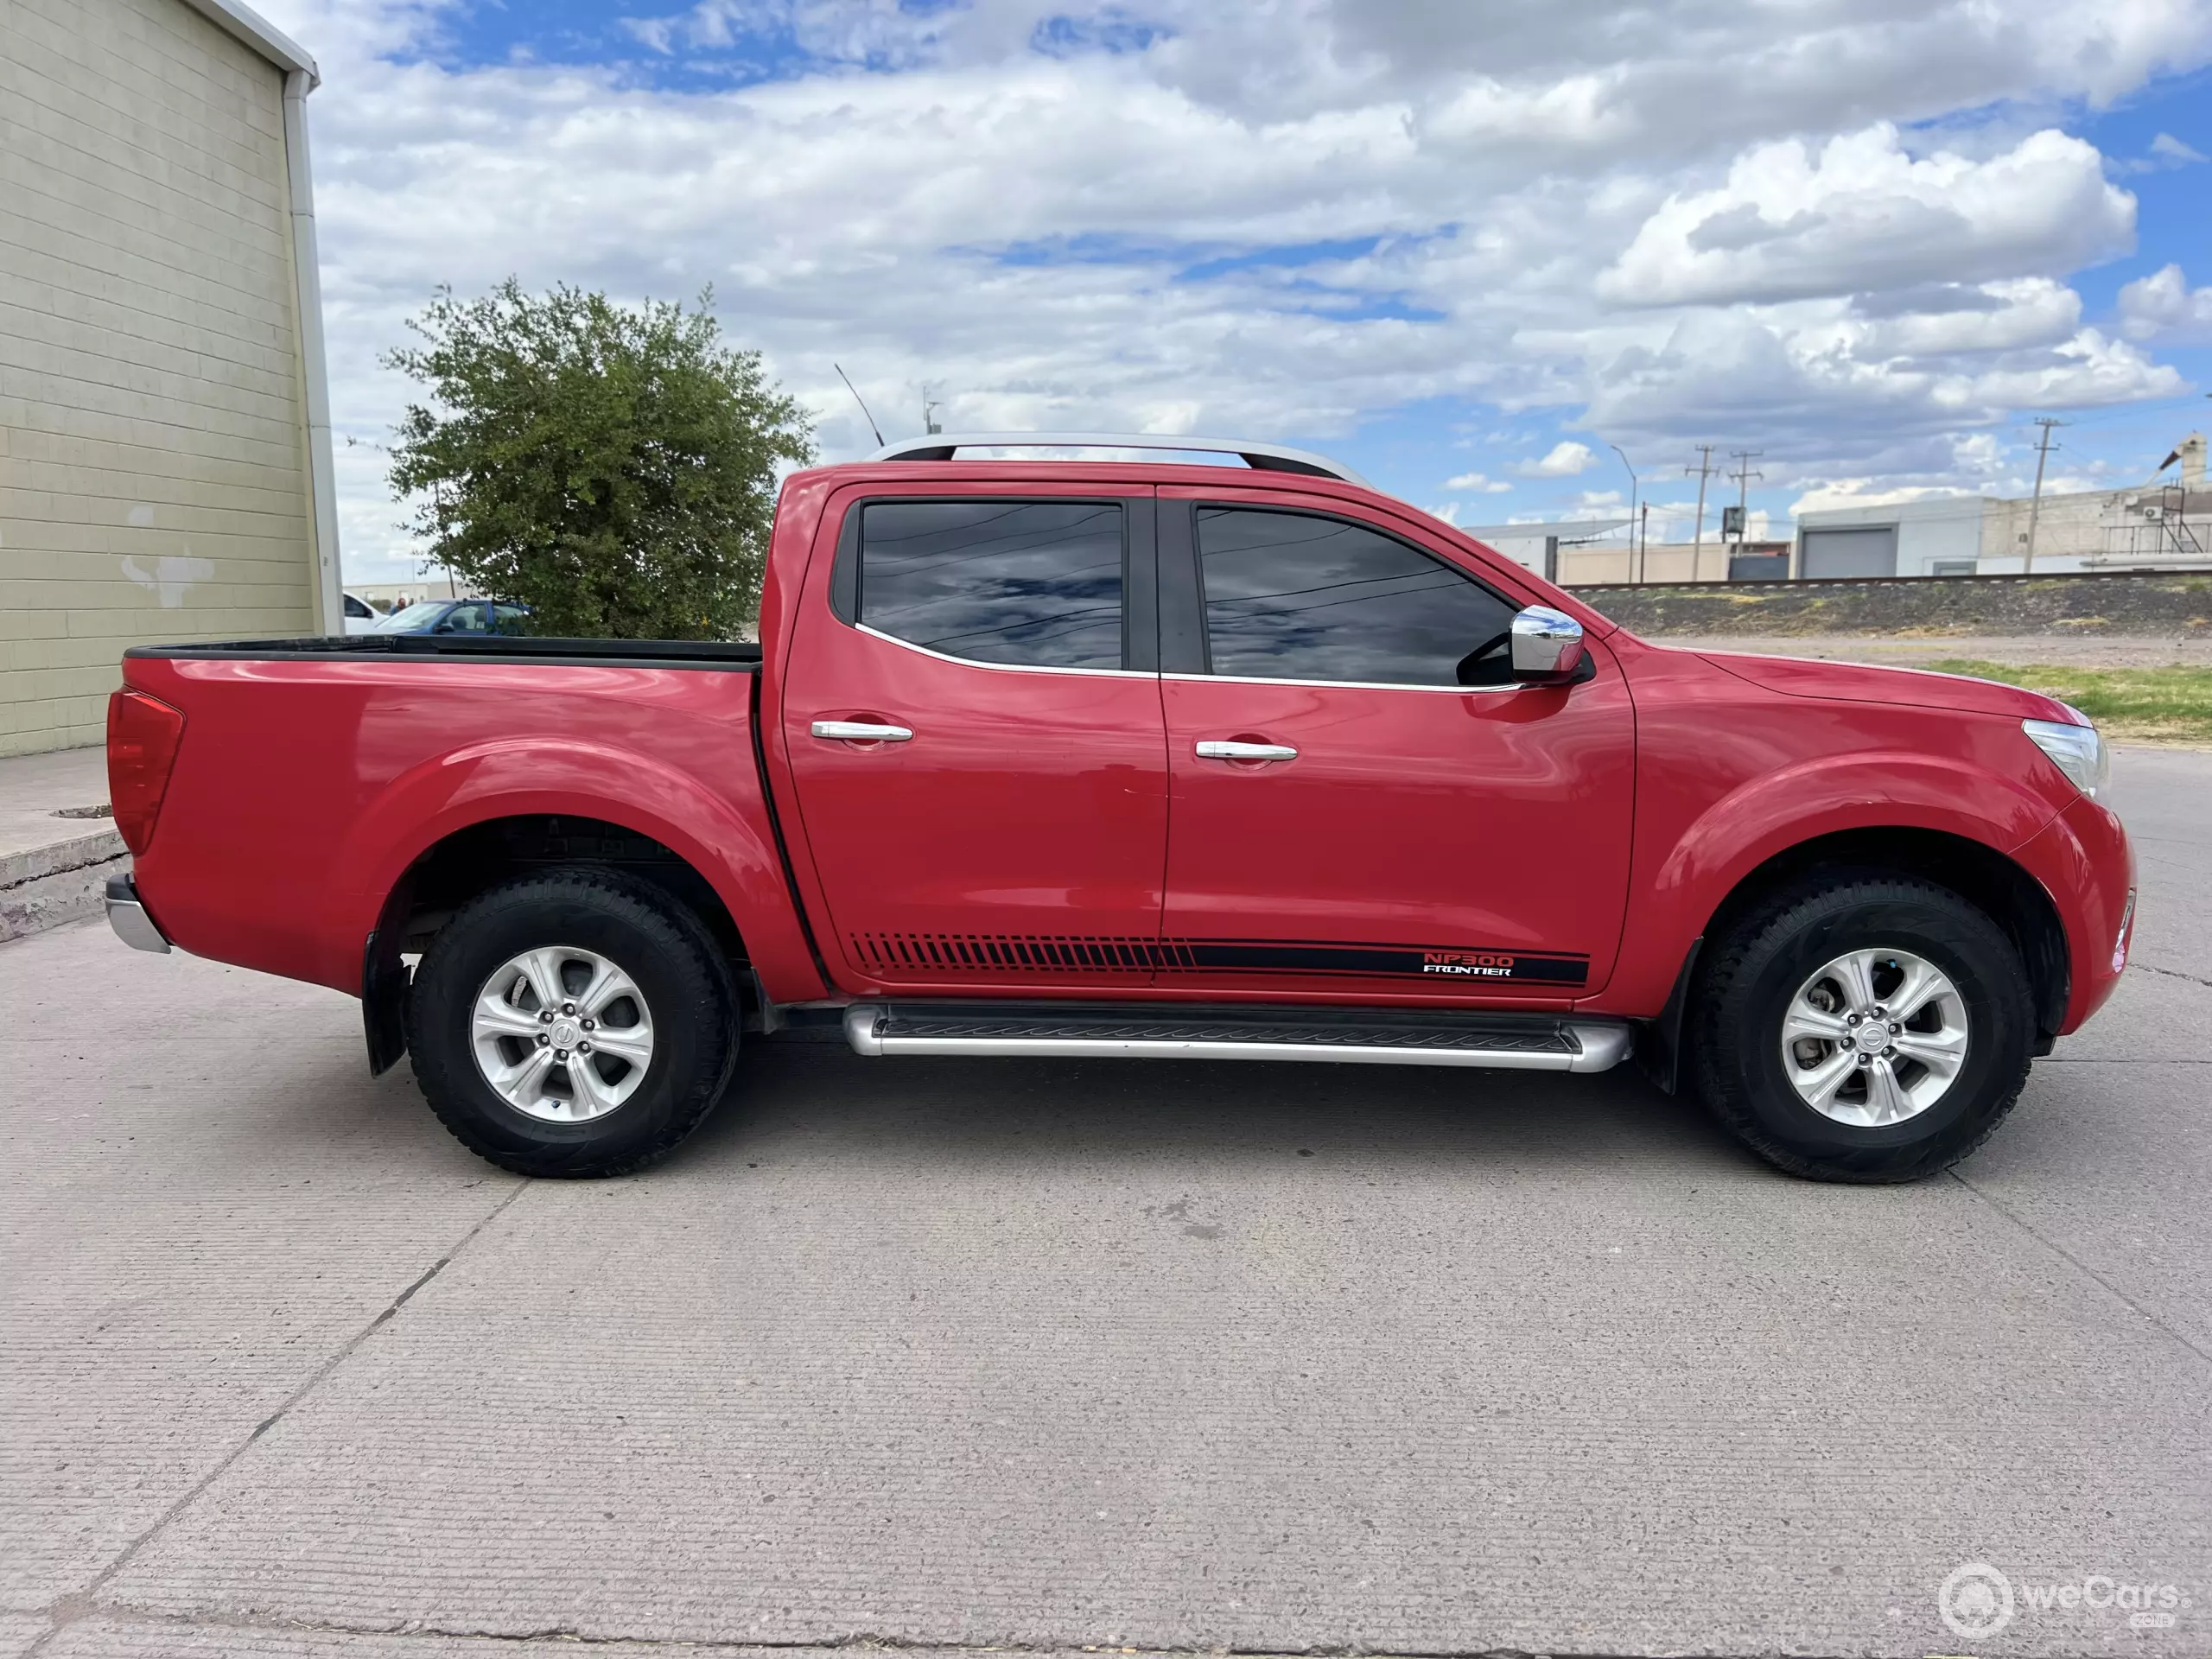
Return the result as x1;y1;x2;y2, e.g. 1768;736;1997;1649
772;478;1170;996
122;654;824;1002
1592;637;2091;1023
1145;480;1635;1007
118;455;2133;1047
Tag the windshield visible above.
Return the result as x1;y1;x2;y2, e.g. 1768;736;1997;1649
372;602;450;632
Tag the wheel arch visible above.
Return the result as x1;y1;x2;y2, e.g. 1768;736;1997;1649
364;812;753;1076
1637;825;2068;1094
1701;826;2067;1043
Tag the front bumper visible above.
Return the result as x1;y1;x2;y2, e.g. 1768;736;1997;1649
105;874;171;954
2013;792;2133;1033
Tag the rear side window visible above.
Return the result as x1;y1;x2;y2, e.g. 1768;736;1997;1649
859;500;1124;670
1196;507;1520;687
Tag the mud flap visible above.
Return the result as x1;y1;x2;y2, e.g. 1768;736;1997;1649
363;929;411;1076
1635;936;1703;1096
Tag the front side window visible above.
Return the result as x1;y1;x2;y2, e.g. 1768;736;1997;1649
859;500;1124;671
1197;507;1520;687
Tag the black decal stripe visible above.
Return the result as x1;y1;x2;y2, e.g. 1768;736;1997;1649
847;932;1589;985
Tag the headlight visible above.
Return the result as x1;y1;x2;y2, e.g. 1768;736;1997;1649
2021;716;2109;799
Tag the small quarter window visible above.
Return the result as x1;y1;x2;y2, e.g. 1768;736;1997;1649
859;500;1125;670
1196;507;1520;687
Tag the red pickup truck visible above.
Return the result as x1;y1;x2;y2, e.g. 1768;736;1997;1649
103;435;2133;1185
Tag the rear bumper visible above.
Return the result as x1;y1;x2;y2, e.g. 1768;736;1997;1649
105;874;171;954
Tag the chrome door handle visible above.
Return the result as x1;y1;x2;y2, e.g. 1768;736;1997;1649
812;720;914;742
1195;740;1298;761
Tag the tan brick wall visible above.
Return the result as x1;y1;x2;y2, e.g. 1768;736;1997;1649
1;0;318;755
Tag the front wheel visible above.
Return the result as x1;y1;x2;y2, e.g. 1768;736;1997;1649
405;868;738;1178
1689;874;2035;1183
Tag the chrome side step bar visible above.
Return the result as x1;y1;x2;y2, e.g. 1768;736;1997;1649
842;1002;1633;1074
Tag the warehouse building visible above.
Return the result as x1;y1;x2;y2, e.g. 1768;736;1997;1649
2;0;339;756
1793;435;2209;579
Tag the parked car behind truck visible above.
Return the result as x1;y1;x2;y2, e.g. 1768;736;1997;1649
103;434;2133;1183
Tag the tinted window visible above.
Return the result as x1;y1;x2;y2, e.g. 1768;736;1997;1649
344;594;372;618
861;500;1123;670
1197;508;1519;686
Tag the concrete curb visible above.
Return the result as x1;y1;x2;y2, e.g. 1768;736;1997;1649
0;827;128;944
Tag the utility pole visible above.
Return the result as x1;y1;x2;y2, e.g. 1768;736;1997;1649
922;386;944;435
2023;416;2064;574
1608;443;1640;583
1685;445;1717;558
1640;502;1649;578
1728;448;1764;546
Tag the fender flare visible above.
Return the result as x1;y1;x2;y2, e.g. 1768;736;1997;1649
331;737;797;996
1613;752;2065;1016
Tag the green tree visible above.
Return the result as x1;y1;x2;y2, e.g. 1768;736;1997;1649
385;281;814;639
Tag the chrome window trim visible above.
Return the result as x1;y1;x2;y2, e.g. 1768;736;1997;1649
853;622;1159;681
1162;670;1531;696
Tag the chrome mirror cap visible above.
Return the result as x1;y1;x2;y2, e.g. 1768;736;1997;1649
1510;605;1586;683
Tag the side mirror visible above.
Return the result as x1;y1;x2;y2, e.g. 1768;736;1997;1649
1510;605;1586;684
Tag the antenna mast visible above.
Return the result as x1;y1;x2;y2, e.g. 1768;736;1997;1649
833;364;885;448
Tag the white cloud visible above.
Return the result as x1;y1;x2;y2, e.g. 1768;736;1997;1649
2150;131;2207;165
1789;480;1980;516
1599;127;2134;308
231;0;2212;580
1443;471;1513;493
1516;441;1597;477
2118;263;2212;343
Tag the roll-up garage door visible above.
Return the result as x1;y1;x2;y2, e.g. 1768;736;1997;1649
1800;526;1898;578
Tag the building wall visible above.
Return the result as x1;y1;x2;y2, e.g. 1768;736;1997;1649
1978;484;2211;572
1;0;319;756
1794;498;1988;577
1556;541;1734;586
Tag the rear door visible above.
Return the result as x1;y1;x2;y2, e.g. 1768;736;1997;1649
1154;489;1637;1002
779;486;1169;992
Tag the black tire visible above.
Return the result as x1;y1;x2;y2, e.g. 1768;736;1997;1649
405;868;738;1178
1688;873;2034;1183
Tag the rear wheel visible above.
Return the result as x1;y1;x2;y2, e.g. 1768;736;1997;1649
1689;874;2034;1183
406;868;737;1177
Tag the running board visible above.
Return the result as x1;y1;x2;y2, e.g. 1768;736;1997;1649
841;1002;1633;1073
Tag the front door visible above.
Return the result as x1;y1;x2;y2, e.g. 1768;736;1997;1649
781;487;1168;993
1155;492;1636;1002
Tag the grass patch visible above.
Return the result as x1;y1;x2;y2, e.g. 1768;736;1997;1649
1922;659;2212;744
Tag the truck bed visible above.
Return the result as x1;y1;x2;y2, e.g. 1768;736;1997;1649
119;639;823;1007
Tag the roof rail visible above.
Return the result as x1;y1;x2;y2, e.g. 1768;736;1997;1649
866;432;1369;487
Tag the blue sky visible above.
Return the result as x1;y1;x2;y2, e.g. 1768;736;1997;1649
255;0;2212;580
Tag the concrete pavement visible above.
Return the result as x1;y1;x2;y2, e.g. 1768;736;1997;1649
4;753;2207;1658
